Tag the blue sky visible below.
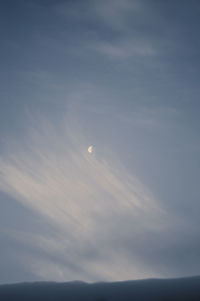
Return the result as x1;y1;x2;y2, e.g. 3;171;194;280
0;0;200;283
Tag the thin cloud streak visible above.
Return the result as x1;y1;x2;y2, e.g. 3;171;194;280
95;40;156;59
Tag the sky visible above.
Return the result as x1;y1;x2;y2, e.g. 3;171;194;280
0;0;200;284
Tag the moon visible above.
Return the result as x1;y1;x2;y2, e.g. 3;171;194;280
88;145;93;153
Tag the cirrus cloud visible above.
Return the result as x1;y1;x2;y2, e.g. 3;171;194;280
0;110;169;281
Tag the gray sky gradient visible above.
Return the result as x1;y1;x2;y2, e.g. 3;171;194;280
0;0;200;283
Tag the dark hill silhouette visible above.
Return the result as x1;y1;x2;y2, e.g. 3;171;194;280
0;276;200;300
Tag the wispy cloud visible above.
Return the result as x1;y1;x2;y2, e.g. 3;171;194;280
55;0;141;31
52;0;157;60
91;0;141;31
95;40;156;59
0;109;168;281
